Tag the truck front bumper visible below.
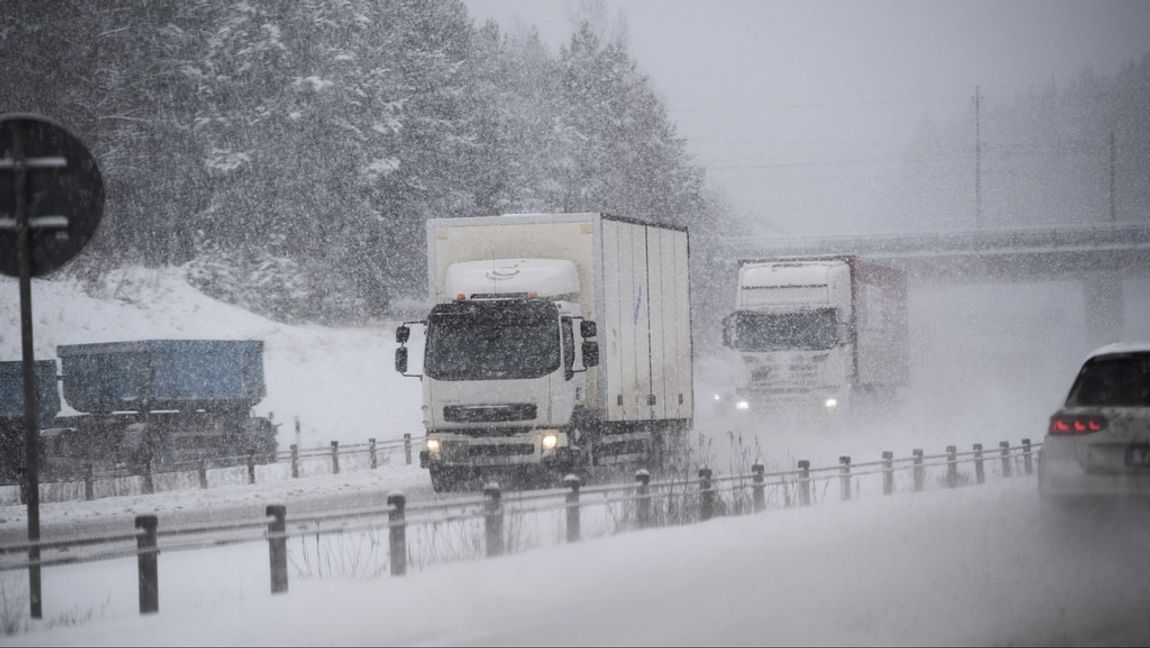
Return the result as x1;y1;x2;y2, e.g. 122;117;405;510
420;431;582;471
736;387;848;413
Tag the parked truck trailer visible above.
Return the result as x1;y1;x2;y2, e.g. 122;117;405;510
0;340;277;484
51;339;277;470
395;212;693;492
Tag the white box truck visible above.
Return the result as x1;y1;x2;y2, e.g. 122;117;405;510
395;213;693;491
721;255;908;417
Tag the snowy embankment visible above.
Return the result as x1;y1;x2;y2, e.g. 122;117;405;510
12;476;1150;646
0;267;424;450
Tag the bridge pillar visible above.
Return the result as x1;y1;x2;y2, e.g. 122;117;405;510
1083;272;1124;348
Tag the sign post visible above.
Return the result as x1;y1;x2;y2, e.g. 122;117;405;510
0;115;104;619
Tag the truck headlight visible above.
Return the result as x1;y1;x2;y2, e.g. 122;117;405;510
541;433;559;450
736;400;750;410
426;438;441;454
824;398;838;409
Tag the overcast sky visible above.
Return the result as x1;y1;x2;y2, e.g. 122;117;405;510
464;0;1150;235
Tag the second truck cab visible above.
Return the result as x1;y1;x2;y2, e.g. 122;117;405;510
722;256;907;417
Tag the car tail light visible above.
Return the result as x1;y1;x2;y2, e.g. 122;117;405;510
1049;414;1107;435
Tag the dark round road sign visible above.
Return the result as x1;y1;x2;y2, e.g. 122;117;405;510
0;114;104;277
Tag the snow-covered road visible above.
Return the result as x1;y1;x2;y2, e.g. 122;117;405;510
8;475;1150;646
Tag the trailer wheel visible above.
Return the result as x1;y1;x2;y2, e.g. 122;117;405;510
241;417;278;463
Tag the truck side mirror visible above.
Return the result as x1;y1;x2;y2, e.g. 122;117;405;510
582;341;600;367
395;347;408;374
580;320;597;339
396;325;410;344
721;313;734;348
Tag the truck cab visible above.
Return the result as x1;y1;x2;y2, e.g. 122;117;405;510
396;258;599;491
723;260;855;415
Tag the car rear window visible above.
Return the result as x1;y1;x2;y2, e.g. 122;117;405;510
1066;352;1150;407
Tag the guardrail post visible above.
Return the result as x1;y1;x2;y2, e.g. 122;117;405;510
85;463;95;501
404;433;413;465
564;474;581;542
973;444;985;484
290;444;299;479
839;456;852;501
752;463;765;512
798;459;811;506
1000;441;1012;477
635;469;652;528
1022;438;1033;475
198;459;209;489
16;467;26;505
142;461;154;495
387;494;407;576
484;482;503;557
266;505;288;594
247;453;256;485
135;515;159;614
782;469;792;508
946;445;958;488
882;451;894;496
369;438;378;470
699;467;715;521
330;441;340;475
912;449;924;492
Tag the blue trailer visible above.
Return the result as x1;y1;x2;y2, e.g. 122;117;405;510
57;339;265;413
0;360;61;426
0;360;61;481
45;340;277;471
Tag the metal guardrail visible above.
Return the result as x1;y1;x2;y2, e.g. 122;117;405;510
0;438;1042;618
2;433;426;505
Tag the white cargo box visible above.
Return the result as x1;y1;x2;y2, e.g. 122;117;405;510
427;213;693;423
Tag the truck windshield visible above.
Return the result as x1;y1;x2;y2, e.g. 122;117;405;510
1066;353;1150;407
425;300;561;381
735;308;839;351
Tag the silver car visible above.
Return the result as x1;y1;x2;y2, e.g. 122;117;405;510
1039;343;1150;500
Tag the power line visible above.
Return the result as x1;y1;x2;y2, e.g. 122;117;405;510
667;95;968;113
705;146;1103;171
666;83;1042;103
666;90;1048;114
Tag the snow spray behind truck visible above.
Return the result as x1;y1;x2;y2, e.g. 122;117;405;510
721;256;908;417
395;213;693;492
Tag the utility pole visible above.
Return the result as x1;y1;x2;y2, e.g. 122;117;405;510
1109;131;1117;222
974;85;982;229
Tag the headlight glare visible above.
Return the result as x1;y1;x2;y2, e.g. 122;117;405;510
426;438;441;453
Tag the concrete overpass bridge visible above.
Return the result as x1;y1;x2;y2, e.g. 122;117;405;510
719;221;1150;346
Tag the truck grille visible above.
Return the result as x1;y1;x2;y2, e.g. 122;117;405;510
469;443;535;457
443;404;537;423
752;365;818;382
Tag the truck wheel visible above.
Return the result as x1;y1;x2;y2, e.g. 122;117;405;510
241;417;278;463
429;465;456;493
